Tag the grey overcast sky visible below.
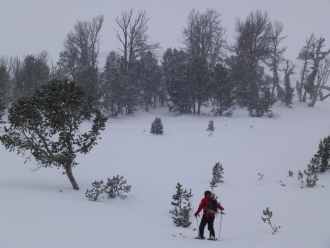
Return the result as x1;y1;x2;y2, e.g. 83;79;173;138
1;0;330;65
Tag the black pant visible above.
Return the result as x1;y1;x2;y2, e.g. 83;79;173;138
199;215;215;238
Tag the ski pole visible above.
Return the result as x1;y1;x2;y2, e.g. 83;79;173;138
196;216;200;237
219;211;223;239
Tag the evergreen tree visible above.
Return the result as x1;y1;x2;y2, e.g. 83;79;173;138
101;51;125;117
304;37;330;102
162;48;191;114
309;136;330;173
75;65;101;107
232;11;277;117
122;59;140;115
211;63;235;116
280;60;295;107
137;52;162;111
207;120;214;132
150;117;163;135
85;180;104;201
0;96;5;126
169;182;193;227
212;162;224;183
185;56;210;115
104;175;131;199
304;164;318;187
0;79;107;190
0;64;10;106
14;53;50;99
209;178;218;200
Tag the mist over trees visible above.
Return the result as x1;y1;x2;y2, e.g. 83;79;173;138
0;8;330;118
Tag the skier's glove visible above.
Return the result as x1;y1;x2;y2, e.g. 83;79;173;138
194;213;200;217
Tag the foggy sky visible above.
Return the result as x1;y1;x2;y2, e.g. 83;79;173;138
1;0;329;65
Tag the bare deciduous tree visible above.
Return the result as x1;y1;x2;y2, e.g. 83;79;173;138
182;8;226;67
58;15;104;79
115;9;159;64
268;21;287;97
310;56;330;105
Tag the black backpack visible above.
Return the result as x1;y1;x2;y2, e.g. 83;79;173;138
208;198;218;213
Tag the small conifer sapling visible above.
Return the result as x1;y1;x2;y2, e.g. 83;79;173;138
261;207;281;234
212;162;224;183
150;117;164;135
207;120;215;132
85;180;104;201
104;175;131;199
304;164;318;187
169;182;193;227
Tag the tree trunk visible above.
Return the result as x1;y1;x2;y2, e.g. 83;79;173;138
65;164;79;190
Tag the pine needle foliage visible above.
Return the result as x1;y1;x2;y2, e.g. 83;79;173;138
0;96;5;126
304;164;318;187
85;180;104;201
261;207;281;234
169;182;193;227
150;117;163;135
85;176;131;201
207;120;215;131
212;162;224;183
0;79;107;190
309;136;330;173
104;175;131;199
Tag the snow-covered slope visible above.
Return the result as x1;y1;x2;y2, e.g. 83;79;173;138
1;100;330;248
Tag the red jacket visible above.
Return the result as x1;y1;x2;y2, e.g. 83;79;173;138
195;196;224;218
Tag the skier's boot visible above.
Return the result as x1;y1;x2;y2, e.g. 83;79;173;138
208;235;216;240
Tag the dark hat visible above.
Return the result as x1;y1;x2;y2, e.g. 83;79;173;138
204;190;212;197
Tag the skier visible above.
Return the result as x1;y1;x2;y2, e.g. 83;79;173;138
194;190;224;240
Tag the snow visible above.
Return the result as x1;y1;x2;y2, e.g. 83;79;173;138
1;100;330;248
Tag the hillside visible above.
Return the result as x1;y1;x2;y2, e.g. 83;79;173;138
1;100;330;248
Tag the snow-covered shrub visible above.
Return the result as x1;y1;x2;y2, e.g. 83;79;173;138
288;170;293;177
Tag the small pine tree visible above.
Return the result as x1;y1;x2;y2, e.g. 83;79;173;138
209;178;218;200
212;162;224;183
310;136;330;173
104;175;131;199
85;180;104;201
150;117;164;135
0;96;5;126
288;171;293;177
304;164;318;187
261;207;281;234
85;176;131;201
207;120;215;132
297;170;304;187
169;182;193;227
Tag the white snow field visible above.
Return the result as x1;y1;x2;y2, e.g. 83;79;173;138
1;99;330;248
